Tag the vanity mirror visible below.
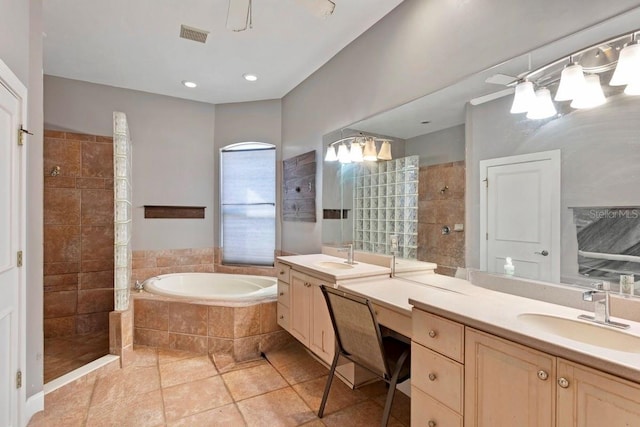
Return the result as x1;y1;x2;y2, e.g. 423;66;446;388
321;8;640;290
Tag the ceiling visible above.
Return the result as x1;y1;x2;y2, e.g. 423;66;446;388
351;7;640;140
43;0;403;104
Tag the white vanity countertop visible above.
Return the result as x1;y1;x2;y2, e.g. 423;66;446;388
339;273;640;383
277;254;391;282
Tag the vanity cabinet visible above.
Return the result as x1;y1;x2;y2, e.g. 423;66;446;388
289;270;335;364
556;359;640;426
464;328;555;427
411;310;465;427
413;308;640;427
276;261;291;330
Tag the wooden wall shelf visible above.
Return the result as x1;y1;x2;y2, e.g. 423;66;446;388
144;205;205;219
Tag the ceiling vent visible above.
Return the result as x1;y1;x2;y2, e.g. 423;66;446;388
179;25;209;43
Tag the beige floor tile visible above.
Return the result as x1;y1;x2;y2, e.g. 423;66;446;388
298;421;327;427
357;380;389;398
130;345;159;366
211;352;267;374
86;388;165;427
372;389;411;427
167;403;247;427
264;341;311;370
293;375;367;416
158;347;201;365
90;365;160;406
236;387;316;427
28;378;96;427
273;354;328;385
320;400;404;427
222;363;289;401
163;375;233;421
160;354;218;387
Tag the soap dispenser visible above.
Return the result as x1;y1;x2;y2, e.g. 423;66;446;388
504;257;515;276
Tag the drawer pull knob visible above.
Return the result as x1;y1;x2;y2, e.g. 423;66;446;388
428;420;436;427
537;370;548;381
279;315;284;319
279;270;285;275
428;330;437;338
279;292;284;296
428;373;437;381
558;377;570;388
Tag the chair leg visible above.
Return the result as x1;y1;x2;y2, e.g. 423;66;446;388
381;349;410;427
318;351;341;418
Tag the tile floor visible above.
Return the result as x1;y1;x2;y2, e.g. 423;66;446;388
44;331;110;383
29;341;410;427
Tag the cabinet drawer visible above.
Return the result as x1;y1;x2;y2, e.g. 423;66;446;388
278;282;290;307
411;386;463;427
412;309;464;363
373;303;412;339
275;262;291;284
277;303;289;330
411;342;463;414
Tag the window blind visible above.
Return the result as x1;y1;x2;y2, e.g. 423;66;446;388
221;145;276;266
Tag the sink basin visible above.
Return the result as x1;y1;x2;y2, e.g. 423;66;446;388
315;261;355;270
518;313;640;353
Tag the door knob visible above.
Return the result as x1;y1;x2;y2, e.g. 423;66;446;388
535;250;549;256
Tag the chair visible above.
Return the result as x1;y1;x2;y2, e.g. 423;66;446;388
318;285;411;426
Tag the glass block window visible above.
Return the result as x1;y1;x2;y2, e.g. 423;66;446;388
353;155;419;259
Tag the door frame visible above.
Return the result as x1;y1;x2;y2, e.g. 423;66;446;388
0;58;27;426
479;150;561;283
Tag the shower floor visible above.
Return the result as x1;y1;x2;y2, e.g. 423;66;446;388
44;331;110;383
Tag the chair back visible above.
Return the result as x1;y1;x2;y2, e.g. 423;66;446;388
320;285;389;378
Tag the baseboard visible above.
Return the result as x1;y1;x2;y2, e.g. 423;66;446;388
24;391;44;425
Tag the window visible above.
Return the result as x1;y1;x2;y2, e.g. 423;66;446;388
221;142;276;266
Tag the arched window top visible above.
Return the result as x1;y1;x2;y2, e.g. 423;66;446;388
222;141;275;152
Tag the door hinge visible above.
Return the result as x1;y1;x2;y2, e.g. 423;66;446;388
483;178;488;188
486;232;489;240
17;251;23;267
18;126;33;146
16;370;22;389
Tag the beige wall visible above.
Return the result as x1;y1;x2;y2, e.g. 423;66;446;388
280;0;640;254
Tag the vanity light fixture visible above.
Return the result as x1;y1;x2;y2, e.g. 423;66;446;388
510;80;536;113
243;73;258;82
554;60;586;101
570;74;606;109
182;80;197;88
509;29;640;119
324;135;394;163
526;88;557;120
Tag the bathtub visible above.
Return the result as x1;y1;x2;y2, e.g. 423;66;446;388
142;272;277;302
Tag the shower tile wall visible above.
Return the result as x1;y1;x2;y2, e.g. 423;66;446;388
353;156;419;258
418;161;465;277
44;130;114;338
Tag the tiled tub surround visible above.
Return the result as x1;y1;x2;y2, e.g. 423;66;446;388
353;155;420;258
43;130;115;339
133;294;292;362
131;247;281;287
418;161;465;277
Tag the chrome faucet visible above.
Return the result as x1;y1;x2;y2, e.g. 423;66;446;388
338;243;356;265
134;280;144;292
578;281;629;329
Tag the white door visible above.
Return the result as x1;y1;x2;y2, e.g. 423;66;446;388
0;67;25;427
480;151;560;283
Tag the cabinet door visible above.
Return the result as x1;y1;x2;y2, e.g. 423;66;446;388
289;271;311;346
557;359;640;426
465;328;555;427
310;280;335;364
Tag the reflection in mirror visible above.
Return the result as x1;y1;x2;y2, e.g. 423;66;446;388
322;9;640;290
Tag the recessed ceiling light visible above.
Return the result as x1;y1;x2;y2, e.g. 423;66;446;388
182;80;197;88
243;73;258;82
